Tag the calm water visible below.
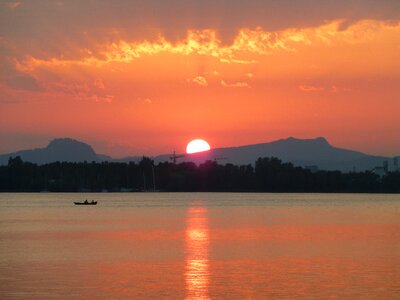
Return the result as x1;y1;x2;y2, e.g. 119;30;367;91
0;193;400;299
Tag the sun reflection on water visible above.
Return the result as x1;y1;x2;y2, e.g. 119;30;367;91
185;206;210;300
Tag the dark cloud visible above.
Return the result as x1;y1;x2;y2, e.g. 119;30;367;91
3;74;44;92
0;0;399;58
0;58;43;92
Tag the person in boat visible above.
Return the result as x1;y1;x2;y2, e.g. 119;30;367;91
84;199;88;204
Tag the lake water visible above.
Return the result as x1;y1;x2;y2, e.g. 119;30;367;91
0;193;400;299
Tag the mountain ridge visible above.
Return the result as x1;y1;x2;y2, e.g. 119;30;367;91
0;137;397;172
150;137;391;172
0;138;111;165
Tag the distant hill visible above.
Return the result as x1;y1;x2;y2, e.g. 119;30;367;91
149;137;396;172
1;136;398;172
0;138;111;165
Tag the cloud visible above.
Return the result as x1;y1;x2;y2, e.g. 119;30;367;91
4;2;20;9
220;58;259;64
44;81;114;102
221;80;250;88
0;59;43;92
138;97;152;104
12;19;398;74
331;85;352;93
3;74;43;92
2;19;398;109
187;76;208;87
299;84;324;92
1;0;399;48
299;84;353;93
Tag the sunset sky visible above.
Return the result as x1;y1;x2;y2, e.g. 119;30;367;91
1;0;399;157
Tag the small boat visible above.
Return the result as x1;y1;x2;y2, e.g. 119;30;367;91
74;200;97;205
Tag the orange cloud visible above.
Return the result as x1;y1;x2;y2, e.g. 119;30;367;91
2;19;400;156
221;80;250;88
187;76;208;87
299;85;324;92
137;97;152;104
13;20;400;78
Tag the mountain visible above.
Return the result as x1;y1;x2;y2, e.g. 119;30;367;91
150;137;395;172
0;138;111;165
1;137;397;172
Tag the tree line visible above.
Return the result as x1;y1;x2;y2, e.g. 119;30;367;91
0;156;399;193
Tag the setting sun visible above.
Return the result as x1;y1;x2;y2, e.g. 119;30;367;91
1;1;400;299
186;139;211;154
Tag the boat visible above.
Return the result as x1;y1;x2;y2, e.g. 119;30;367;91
74;200;97;205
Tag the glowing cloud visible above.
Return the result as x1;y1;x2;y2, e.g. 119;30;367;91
1;19;400;156
299;85;324;92
12;20;400;75
221;80;250;88
188;76;208;87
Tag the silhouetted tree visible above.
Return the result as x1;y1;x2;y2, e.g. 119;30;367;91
0;156;398;193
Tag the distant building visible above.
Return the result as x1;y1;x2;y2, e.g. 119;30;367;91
383;160;389;172
372;158;400;176
385;158;400;172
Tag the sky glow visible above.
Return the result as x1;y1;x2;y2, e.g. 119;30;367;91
1;1;399;156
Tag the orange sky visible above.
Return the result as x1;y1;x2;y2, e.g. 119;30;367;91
1;1;400;156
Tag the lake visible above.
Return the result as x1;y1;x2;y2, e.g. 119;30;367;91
0;193;399;299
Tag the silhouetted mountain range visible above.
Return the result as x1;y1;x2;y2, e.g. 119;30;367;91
0;137;398;172
0;138;111;165
150;137;398;172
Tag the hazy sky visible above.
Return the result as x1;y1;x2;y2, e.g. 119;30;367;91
1;0;400;156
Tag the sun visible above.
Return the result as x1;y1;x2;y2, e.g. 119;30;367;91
186;139;211;154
